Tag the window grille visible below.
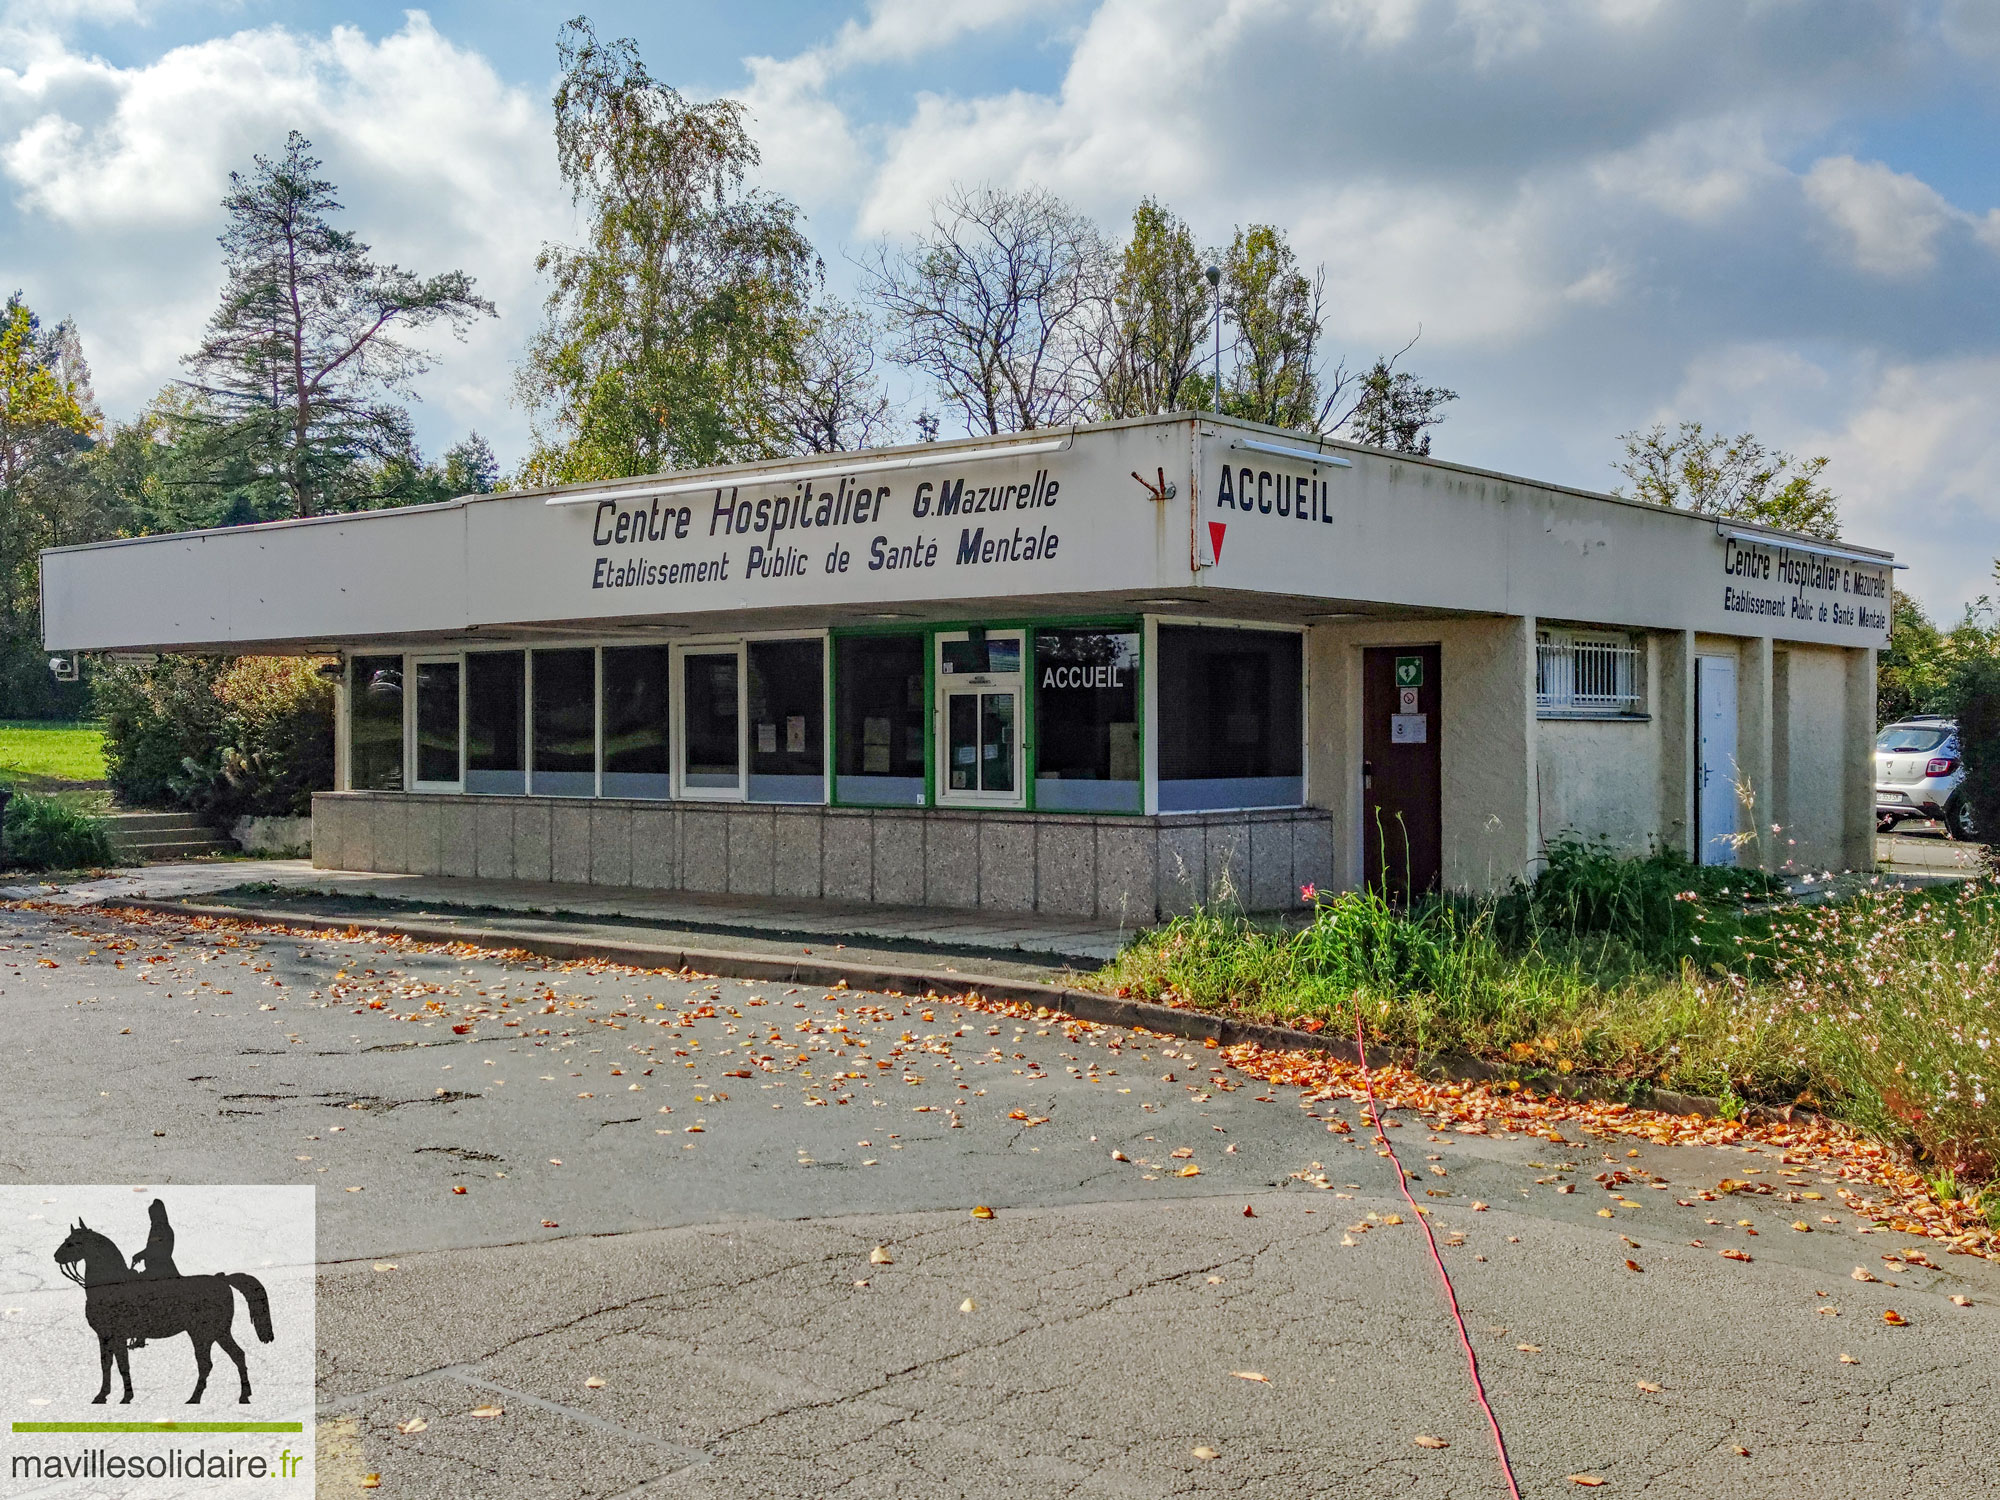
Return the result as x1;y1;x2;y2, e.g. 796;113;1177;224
1536;630;1642;715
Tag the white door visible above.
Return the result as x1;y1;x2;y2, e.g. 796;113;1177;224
1696;655;1739;866
935;630;1025;808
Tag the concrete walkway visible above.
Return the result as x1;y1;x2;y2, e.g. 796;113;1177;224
0;858;1139;969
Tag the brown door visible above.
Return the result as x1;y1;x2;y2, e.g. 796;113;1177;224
1362;645;1442;901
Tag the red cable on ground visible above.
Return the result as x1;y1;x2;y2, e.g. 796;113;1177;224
1354;1013;1524;1500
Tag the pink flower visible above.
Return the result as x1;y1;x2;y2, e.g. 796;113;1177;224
1300;883;1318;903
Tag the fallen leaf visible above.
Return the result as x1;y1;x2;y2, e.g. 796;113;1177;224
584;1377;605;1389
1851;1267;1880;1283
1414;1434;1449;1448
1339;1234;1358;1247
1791;1221;1812;1233
395;1417;427;1434
1171;1147;1194;1159
1382;1213;1403;1225
1110;1150;1129;1161
361;1477;380;1490
1242;1205;1256;1217
1517;1343;1542;1353
1230;1371;1270;1384
450;1185;467;1195
1471;1201;1489;1211
869;1246;893;1265
371;1263;398;1272
1719;1248;1752;1262
1817;1306;1839;1316
1624;1259;1643;1273
1598;1209;1616;1219
1568;1476;1606;1488
960;1298;977;1312
469;1405;503;1419
1951;1295;1973;1307
541;1219;559;1228
1191;1447;1219;1461
1840;1353;1859;1364
1636;1381;1662;1393
1732;1445;1750;1456
1178;1163;1201;1177
970;1205;995;1219
1881;1309;1908;1326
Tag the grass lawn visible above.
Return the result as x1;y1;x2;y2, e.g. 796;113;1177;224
0;720;109;794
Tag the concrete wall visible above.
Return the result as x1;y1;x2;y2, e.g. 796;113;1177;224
310;793;1333;923
1536;715;1663;856
1774;643;1867;873
1305;615;1537;895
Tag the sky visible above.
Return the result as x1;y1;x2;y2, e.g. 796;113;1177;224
3;0;1999;618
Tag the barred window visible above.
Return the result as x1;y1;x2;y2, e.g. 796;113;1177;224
1536;629;1643;716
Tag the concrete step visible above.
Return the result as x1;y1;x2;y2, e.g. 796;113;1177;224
112;839;238;861
103;811;212;833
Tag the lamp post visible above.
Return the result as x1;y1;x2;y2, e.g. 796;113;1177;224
1205;265;1222;416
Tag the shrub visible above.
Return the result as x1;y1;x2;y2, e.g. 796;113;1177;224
173;657;336;824
95;656;229;807
95;655;334;824
1955;655;2000;847
1;791;114;870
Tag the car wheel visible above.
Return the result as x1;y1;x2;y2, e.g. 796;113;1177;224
1944;795;1978;842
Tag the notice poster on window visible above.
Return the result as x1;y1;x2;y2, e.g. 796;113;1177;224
758;722;777;753
787;715;806;753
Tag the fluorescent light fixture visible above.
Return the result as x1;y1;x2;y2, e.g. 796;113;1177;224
542;437;1071;506
1229;438;1352;468
1715;527;1905;569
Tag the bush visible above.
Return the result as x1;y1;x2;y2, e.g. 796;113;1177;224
1493;838;1782;965
1955;655;2000;847
172;657;336;825
95;655;335;824
1;790;114;870
95;656;229;807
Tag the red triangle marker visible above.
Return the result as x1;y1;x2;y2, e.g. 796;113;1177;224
1208;521;1227;563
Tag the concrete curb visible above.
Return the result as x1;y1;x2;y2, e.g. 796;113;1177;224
113;896;1816;1130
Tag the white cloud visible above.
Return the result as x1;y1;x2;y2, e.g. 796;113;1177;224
0;11;559;461
1802;155;1955;277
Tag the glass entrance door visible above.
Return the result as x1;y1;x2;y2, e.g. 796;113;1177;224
936;631;1024;807
677;645;745;799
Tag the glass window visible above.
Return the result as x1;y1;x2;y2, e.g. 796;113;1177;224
1155;625;1302;811
681;649;741;792
349;655;404;791
1877;724;1952;753
531;648;596;796
602;646;672;798
413;659;461;786
748;639;824;803
1034;628;1140;812
834;635;926;805
466;651;526;794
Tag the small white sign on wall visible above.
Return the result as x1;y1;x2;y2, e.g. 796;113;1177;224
1398;687;1419;714
1390;713;1428;744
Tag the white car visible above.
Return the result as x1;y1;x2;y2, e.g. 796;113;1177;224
1875;717;1975;839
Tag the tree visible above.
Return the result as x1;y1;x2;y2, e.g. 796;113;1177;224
865;184;1108;435
765;301;896;453
1219;224;1338;431
440;433;500;495
1877;591;1999;725
180;132;494;519
518;18;821;482
0;295;112;716
1091;197;1212;418
1342;346;1457;455
1612;421;1841;539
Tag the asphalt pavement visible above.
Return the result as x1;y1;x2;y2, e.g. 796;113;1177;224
2;899;1997;1498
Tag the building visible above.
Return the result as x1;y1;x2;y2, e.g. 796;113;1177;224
40;413;1895;920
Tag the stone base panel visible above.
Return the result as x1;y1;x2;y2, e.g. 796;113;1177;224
310;793;1333;922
